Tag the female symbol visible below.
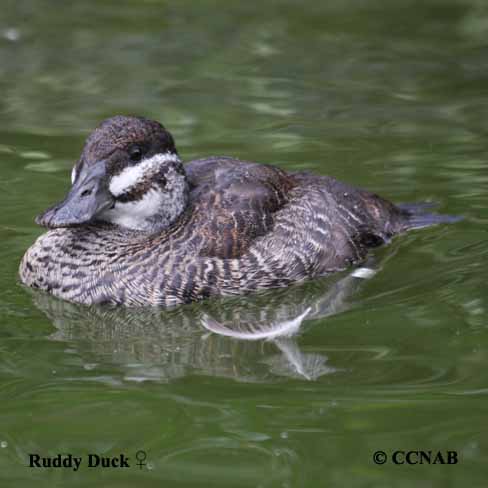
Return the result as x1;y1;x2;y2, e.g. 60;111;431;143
135;450;147;470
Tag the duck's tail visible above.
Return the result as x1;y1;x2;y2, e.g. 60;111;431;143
398;202;462;230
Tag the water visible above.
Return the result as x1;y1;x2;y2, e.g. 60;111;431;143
1;0;488;486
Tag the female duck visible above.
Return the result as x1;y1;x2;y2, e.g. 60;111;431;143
19;116;454;306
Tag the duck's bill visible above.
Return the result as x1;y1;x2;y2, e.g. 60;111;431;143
35;162;114;229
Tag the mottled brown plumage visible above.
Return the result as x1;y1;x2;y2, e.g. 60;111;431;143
19;116;457;307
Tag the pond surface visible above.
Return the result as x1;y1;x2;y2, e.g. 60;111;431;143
1;0;488;486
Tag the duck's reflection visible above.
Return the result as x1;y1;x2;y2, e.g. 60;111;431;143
31;266;376;383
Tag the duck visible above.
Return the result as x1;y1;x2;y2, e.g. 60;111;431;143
19;115;457;307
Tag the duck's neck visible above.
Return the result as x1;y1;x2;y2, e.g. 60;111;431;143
100;156;190;233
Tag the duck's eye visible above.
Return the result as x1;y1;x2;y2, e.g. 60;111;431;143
129;146;143;163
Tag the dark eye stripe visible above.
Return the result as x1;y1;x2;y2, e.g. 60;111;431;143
116;179;152;203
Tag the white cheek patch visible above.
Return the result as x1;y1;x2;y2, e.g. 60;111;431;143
101;188;164;231
71;166;77;184
109;152;180;197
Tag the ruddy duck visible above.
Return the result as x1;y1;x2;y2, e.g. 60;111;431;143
19;116;457;306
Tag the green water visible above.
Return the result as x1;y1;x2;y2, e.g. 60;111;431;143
1;1;488;486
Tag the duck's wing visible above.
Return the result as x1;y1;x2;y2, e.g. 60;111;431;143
221;172;407;284
185;157;295;259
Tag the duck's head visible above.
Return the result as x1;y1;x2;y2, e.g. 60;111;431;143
36;115;189;232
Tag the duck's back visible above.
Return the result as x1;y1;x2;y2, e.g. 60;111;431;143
184;157;407;269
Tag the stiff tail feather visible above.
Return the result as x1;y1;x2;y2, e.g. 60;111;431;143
398;202;462;230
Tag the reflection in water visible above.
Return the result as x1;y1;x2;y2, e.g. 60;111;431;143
30;265;377;383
